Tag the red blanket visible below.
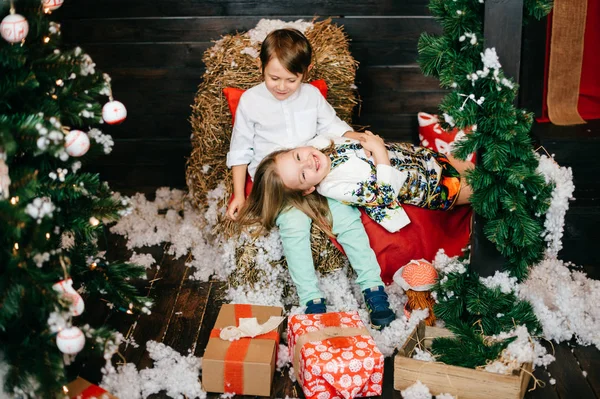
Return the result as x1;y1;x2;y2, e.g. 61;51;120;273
356;205;471;284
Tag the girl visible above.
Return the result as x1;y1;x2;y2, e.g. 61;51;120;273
239;131;473;235
226;28;395;329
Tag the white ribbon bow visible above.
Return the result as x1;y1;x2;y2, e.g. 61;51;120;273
219;316;285;341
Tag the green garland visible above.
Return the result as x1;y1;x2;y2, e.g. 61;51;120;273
417;0;553;367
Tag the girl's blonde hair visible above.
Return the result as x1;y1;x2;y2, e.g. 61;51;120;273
236;149;334;237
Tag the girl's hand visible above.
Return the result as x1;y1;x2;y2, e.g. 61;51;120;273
226;196;246;220
360;131;389;165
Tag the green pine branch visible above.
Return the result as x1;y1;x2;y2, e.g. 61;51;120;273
420;0;553;369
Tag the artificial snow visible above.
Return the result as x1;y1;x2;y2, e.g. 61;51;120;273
536;154;575;258
412;347;436;362
432;250;468;275
484;325;554;374
101;363;143;399
401;381;456;399
0;354;39;399
109;187;234;282
0;358;10;399
400;380;432;399
101;341;205;399
276;343;292;371
128;252;157;270
480;271;519;294
519;257;600;347
246;19;313;45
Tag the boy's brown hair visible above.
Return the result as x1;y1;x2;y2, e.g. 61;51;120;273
260;28;312;77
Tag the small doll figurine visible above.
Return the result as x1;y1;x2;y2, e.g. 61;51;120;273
393;259;438;326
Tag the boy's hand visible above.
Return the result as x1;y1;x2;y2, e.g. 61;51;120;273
359;130;385;153
360;131;390;166
226;196;246;220
343;130;372;157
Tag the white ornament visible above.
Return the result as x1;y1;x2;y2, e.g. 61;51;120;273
102;100;127;125
64;130;90;157
52;278;85;316
0;156;10;200
56;326;85;354
42;0;64;11
1;13;29;43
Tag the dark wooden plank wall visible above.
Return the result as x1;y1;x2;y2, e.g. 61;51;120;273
57;0;444;192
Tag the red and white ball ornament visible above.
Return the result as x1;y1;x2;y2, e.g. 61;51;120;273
52;278;85;316
64;130;90;157
1;13;29;43
42;0;64;12
56;326;85;354
102;100;127;125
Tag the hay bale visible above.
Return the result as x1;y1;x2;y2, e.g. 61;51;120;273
186;19;359;283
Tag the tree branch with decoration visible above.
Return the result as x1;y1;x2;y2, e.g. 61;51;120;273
417;0;554;367
0;0;148;397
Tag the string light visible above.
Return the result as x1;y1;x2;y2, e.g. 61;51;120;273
43;36;50;43
89;217;99;226
10;196;19;205
45;233;50;239
14;243;19;250
55;79;64;86
51;94;58;99
89;262;97;270
62;386;68;394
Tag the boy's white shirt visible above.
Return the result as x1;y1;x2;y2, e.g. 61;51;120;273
309;135;412;233
226;82;352;178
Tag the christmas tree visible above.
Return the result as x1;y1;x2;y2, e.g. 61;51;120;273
0;0;149;397
417;0;554;366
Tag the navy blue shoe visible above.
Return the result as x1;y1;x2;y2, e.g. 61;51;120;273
363;286;396;330
305;298;327;314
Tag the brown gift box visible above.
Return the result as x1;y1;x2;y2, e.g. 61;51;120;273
202;304;284;396
65;377;118;399
394;322;533;399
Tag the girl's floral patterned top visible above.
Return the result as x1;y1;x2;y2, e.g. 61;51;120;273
307;135;451;233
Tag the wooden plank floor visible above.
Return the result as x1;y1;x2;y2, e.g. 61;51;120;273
74;229;600;399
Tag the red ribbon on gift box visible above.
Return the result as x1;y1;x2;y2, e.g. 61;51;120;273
209;304;280;394
321;313;354;348
291;312;371;384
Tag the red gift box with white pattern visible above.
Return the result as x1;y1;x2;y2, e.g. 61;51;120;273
288;311;384;399
417;112;476;163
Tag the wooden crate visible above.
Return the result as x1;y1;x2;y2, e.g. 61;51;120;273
394;322;533;399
